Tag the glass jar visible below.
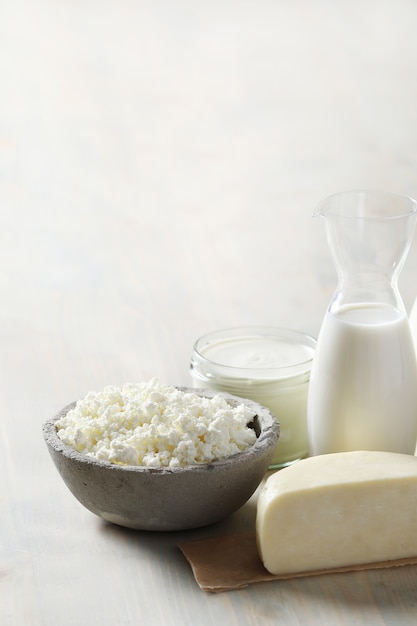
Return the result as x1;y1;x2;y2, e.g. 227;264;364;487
190;327;316;469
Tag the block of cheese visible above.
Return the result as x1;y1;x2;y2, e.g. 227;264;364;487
256;450;417;575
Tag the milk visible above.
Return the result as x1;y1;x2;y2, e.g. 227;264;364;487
308;303;417;455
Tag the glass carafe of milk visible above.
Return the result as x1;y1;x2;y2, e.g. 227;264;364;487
308;190;417;456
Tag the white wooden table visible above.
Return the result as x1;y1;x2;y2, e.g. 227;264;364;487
2;0;417;623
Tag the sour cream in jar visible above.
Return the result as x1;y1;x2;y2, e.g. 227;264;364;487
190;327;316;469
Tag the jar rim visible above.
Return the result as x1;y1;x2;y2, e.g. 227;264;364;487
192;326;316;379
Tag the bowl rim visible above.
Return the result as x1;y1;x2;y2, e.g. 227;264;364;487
42;387;280;475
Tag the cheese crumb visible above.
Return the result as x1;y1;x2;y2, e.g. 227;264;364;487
55;379;257;468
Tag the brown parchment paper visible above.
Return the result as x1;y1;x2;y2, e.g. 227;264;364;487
178;531;417;593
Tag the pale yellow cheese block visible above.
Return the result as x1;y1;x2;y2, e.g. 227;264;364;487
256;450;417;575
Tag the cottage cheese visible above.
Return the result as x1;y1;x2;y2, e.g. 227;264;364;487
55;379;257;468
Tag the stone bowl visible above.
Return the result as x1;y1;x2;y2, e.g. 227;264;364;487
42;388;279;531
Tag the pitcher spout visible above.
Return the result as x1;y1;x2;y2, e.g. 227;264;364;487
313;189;417;220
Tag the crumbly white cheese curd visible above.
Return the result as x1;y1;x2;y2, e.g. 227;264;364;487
55;379;257;468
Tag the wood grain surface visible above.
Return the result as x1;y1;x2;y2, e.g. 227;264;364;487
1;0;417;623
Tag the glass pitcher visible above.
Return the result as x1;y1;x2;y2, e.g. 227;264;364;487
308;190;417;456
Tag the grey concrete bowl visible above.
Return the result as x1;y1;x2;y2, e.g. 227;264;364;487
42;388;279;531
